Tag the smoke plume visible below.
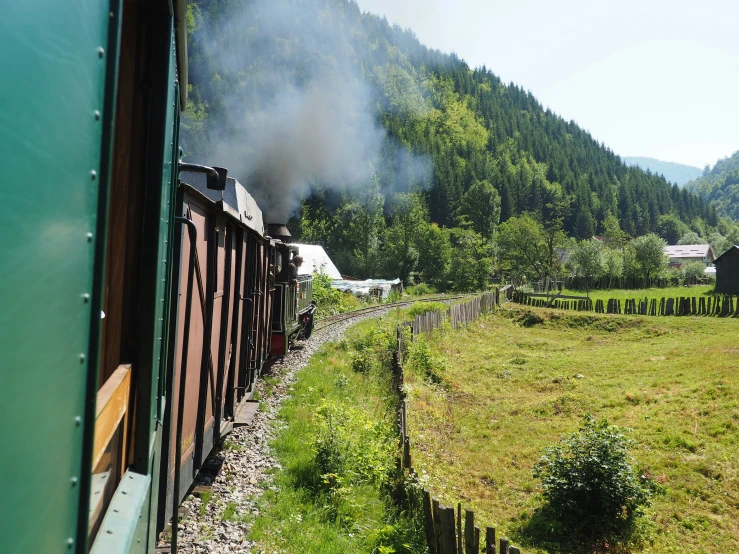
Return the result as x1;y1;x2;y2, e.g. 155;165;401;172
187;0;430;222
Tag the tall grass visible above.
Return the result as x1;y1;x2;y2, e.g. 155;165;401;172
249;316;426;553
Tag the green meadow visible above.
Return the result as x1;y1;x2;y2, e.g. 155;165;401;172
405;306;739;553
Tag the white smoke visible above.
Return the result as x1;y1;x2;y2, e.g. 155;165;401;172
186;0;431;222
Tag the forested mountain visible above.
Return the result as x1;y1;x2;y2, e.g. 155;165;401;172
182;0;723;283
623;157;702;187
684;151;739;220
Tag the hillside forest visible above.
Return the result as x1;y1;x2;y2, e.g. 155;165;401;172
685;150;739;221
181;0;739;291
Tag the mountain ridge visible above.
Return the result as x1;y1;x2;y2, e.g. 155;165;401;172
623;156;703;187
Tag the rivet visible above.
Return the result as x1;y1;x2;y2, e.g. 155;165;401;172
67;538;74;548
80;354;86;364
106;530;113;535
90;170;97;180
83;293;90;303
70;477;78;487
75;416;81;427
94;111;101;121
122;490;127;495
87;232;94;242
113;509;119;513
109;11;114;18
98;47;105;59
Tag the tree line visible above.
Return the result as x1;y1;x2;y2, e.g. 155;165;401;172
182;0;736;291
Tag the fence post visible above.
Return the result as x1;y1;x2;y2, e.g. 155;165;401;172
438;506;457;554
465;509;478;554
433;499;442;553
423;491;437;554
485;527;496;554
457;503;463;554
499;537;509;554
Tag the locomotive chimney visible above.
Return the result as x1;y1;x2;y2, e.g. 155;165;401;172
267;223;291;243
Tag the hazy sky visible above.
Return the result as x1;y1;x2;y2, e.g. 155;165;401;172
356;0;738;169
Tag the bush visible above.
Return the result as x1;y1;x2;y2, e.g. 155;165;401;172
312;271;362;317
406;301;449;319
533;415;660;546
406;283;437;296
350;350;375;374
682;261;708;283
314;402;396;525
407;334;444;383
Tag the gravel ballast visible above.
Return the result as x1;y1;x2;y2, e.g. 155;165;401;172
164;310;388;554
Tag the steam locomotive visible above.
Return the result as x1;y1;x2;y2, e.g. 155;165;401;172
1;3;312;554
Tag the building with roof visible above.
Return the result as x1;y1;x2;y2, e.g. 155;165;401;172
663;244;715;268
714;245;739;294
292;243;342;279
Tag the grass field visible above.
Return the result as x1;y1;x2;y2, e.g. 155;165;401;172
558;285;715;304
405;306;739;553
249;312;426;554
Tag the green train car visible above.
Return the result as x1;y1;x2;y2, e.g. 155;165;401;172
1;1;188;552
1;1;315;553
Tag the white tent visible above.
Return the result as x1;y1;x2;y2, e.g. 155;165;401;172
704;266;716;275
292;243;342;279
331;278;403;300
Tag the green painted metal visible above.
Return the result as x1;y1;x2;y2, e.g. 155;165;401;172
131;15;180;477
92;16;182;554
89;471;151;554
0;1;119;553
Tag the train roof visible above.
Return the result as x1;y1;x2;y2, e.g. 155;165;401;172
181;170;265;236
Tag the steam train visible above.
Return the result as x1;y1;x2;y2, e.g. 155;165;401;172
1;3;312;554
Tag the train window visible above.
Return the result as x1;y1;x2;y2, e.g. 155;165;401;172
88;364;131;542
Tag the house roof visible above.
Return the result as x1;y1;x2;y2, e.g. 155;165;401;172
292;243;342;279
714;245;739;264
663;244;713;259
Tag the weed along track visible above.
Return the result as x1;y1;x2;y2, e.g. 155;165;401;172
168;305;414;554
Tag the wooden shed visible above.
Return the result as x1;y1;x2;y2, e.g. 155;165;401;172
715;245;739;294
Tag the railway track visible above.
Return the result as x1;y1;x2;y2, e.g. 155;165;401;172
314;294;474;331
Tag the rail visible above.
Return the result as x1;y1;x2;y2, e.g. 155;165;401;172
313;294;476;332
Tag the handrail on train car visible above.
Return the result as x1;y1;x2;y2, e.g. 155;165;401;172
172;216;198;554
178;162;228;191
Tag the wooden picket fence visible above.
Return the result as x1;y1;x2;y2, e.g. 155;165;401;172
393;292;526;554
514;291;739;317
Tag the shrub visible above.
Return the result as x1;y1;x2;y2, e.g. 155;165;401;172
406;301;449;319
350;350;375;374
314;402;396;525
682;261;708;283
407;334;444;383
312;270;362;317
406;283;437;296
387;290;402;303
533;415;660;546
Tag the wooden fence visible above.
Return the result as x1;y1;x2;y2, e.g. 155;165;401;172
514;291;739;317
393;292;526;553
563;275;687;291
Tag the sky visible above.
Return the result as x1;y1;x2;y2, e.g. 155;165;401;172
355;0;738;169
